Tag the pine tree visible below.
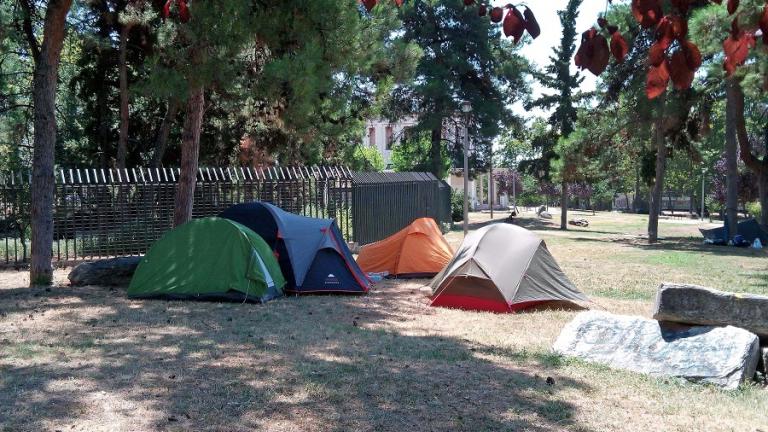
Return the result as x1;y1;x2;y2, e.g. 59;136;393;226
526;0;584;230
388;0;529;179
18;0;74;285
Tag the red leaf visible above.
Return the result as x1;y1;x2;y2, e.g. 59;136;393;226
646;60;670;99
669;50;694;90
463;0;475;5
648;42;666;67
656;16;675;49
575;29;596;70
503;7;525;44
587;34;610;75
478;4;487;17
631;0;663;28
393;0;403;6
162;0;171;19
523;7;540;39
727;0;739;15
360;0;377;12
723;31;756;76
681;40;702;70
489;7;503;23
760;4;768;45
177;0;190;23
670;15;688;40
610;32;629;63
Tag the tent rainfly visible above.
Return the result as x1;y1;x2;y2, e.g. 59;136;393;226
356;217;453;278
220;202;370;294
128;217;285;302
699;218;768;245
430;223;588;313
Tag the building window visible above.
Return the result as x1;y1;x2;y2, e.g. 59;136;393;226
368;127;376;147
385;125;394;150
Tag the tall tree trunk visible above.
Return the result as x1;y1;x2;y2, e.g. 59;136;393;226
633;161;640;213
151;98;179;168
173;86;205;227
758;173;768;227
29;0;73;286
560;180;568;230
724;80;740;240
116;24;132;169
648;95;666;244
430;126;443;179
730;77;768;227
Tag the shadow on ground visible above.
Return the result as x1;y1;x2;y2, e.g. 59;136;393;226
0;281;593;431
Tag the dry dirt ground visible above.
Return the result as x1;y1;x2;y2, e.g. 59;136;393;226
1;211;767;432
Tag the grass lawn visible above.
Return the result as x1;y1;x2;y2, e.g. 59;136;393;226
1;210;767;431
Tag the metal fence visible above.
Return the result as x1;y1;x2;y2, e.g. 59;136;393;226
0;167;451;266
352;172;452;245
0;167;353;266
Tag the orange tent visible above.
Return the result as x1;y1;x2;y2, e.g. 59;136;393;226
356;218;453;277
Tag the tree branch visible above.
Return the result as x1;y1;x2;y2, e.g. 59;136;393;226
17;0;41;62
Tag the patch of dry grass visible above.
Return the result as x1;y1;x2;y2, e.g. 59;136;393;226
1;211;767;431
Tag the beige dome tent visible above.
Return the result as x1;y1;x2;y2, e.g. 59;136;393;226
430;223;588;313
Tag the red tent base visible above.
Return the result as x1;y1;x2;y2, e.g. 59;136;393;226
430;294;549;313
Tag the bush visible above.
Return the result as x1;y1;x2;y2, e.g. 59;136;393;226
746;201;761;220
451;190;464;222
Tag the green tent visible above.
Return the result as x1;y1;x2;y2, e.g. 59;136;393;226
128;217;285;302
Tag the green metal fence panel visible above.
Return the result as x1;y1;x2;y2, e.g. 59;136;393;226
351;172;452;246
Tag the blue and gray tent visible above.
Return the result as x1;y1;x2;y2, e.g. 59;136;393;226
220;202;371;294
700;218;768;245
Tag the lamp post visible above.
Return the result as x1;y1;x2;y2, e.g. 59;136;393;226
489;148;494;220
512;170;517;213
461;100;472;236
701;167;706;221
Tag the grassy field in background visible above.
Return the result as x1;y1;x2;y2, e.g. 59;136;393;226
1;210;766;432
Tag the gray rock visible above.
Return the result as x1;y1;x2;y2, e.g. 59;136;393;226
68;256;142;287
539;211;553;220
653;283;768;339
553;311;760;389
760;348;768;377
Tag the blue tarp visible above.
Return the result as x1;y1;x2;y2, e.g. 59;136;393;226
699;218;768;245
220;202;370;293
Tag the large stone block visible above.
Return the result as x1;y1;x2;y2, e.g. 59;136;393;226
68;256;142;287
653;283;768;339
553;311;760;389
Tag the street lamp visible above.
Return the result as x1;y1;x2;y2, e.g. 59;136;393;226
461;100;472;236
701;167;707;221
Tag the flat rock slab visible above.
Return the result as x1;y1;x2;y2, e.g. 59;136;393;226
653;283;768;339
553;311;760;389
68;256;142;287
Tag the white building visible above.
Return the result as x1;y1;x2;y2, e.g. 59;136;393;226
364;117;418;169
363;117;509;211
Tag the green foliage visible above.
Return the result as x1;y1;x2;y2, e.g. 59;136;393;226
746;201;761;220
524;0;583;182
344;145;385;172
1;0;414;169
450;190;464;223
391;131;449;174
387;0;530;177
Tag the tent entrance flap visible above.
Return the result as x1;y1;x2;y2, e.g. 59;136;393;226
432;277;511;312
220;201;369;293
